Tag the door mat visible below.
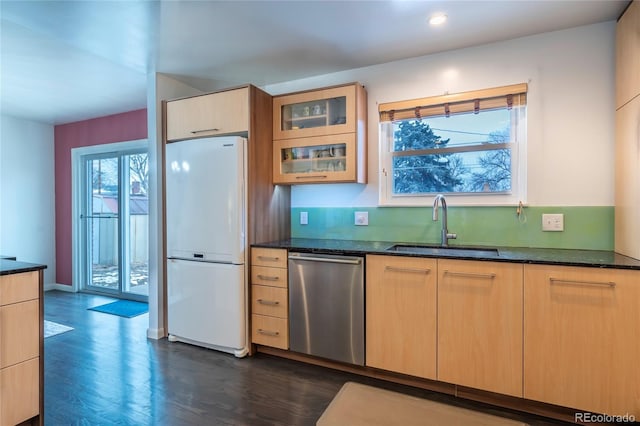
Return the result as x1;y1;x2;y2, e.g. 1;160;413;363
88;300;148;318
317;382;529;426
44;320;74;338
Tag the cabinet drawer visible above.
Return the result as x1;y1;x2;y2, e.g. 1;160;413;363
0;299;40;369
0;271;38;306
166;88;249;141
1;357;39;426
252;314;288;350
251;266;287;288
251;248;287;269
252;285;287;318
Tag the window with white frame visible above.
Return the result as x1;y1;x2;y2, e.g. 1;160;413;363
379;84;527;206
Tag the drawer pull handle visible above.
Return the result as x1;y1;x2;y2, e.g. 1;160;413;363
443;270;496;279
257;299;280;306
295;175;328;179
550;278;616;288
384;266;431;274
258;329;280;336
257;275;280;281
257;255;280;262
190;128;220;134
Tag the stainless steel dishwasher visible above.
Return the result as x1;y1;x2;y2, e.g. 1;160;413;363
288;252;364;365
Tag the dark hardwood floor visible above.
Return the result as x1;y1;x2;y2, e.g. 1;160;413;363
44;290;571;426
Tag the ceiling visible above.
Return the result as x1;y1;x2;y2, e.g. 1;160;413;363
0;0;629;125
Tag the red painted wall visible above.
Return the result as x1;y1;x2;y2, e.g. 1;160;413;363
54;109;147;286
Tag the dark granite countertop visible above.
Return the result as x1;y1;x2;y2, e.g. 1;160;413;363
0;259;47;276
253;238;640;270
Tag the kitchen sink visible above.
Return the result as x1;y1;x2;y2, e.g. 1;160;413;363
385;244;499;258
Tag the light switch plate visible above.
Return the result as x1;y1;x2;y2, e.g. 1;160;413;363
542;213;564;231
355;211;369;226
300;211;308;225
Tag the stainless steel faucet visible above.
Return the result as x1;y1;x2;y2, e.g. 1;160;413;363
432;194;457;247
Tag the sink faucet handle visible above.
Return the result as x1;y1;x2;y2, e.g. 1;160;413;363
447;233;457;240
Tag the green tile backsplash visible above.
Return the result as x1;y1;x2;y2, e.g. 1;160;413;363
291;206;614;251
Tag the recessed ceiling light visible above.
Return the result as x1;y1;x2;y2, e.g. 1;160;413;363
429;13;448;26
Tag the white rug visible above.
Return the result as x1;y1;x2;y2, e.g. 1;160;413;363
44;320;74;338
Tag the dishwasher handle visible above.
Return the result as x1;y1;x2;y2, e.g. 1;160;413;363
288;254;362;265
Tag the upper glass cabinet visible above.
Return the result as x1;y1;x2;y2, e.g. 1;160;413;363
273;84;359;140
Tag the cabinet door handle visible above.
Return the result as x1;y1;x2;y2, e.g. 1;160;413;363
384;266;431;274
257;329;280;336
257;299;280;306
257;274;280;281
443;270;496;279
296;175;328;179
549;278;616;288
190;128;220;134
257;255;280;262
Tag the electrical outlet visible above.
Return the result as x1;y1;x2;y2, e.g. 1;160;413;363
300;211;308;225
355;211;369;226
542;213;564;232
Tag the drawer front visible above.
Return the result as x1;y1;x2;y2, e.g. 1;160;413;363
1;357;40;426
251;248;287;269
0;271;39;306
251;266;288;288
252;314;288;350
0;299;40;369
252;285;287;318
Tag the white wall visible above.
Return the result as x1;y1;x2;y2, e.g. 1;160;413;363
0;115;56;285
265;21;616;208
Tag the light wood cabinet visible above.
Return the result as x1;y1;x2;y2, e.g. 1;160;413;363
524;264;640;417
615;1;640;259
366;255;437;380
437;260;523;397
615;95;640;259
0;270;43;426
165;87;249;141
250;248;289;350
616;0;640;109
272;83;367;184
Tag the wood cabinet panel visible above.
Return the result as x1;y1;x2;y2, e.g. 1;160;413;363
166;87;249;141
366;255;437;380
524;264;640;416
0;300;39;369
251;285;287;318
251;314;288;350
0;271;38;305
251;248;288;269
437;260;523;397
0;357;39;426
616;0;640;109
614;94;640;259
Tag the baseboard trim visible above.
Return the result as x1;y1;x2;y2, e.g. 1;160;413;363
45;283;75;292
147;327;166;340
255;346;580;424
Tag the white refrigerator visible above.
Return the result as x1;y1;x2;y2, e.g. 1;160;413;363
165;136;248;357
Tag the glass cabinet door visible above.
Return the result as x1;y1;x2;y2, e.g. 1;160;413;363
280;96;346;132
273;134;356;184
273;84;357;140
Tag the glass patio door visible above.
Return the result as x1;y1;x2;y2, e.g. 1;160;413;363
81;149;148;301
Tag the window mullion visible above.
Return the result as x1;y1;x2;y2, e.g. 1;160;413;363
393;143;511;157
